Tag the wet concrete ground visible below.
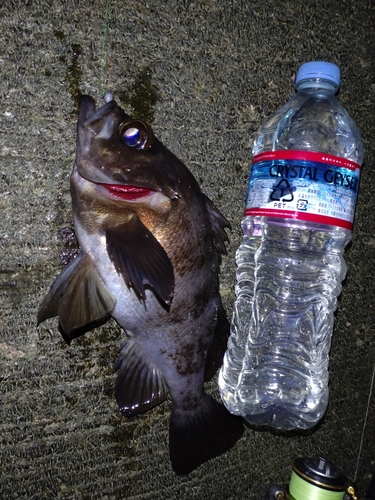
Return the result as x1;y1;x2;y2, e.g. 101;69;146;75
1;0;374;498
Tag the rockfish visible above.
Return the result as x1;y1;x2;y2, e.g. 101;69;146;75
38;94;244;474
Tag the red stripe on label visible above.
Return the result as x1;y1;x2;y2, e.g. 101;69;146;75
253;150;360;172
244;208;353;230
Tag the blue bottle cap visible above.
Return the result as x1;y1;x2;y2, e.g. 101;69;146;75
296;61;340;90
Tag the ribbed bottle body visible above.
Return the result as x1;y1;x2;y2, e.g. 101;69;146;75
219;218;262;413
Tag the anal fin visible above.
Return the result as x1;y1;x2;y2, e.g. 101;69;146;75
37;253;116;341
114;338;168;416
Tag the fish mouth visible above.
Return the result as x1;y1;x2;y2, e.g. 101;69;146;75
99;183;154;201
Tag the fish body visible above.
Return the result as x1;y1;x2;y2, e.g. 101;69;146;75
38;95;243;474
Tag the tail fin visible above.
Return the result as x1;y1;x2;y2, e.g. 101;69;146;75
169;394;244;475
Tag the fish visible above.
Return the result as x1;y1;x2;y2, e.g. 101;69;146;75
37;94;244;474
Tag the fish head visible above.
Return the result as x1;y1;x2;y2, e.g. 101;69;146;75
70;94;208;309
70;93;230;311
75;95;190;201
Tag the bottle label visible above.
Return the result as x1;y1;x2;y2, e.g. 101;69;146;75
244;150;361;230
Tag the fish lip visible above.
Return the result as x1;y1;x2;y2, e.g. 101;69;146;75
95;182;157;201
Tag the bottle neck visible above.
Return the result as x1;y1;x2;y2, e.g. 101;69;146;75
296;78;338;93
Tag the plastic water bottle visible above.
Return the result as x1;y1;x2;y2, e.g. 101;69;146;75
219;61;364;430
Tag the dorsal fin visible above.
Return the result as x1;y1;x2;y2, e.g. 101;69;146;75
204;194;231;259
204;300;230;382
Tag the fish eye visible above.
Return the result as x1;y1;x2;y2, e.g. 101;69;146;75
119;120;153;150
123;127;141;147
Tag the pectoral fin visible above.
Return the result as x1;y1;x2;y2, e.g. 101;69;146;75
106;216;175;307
114;338;168;416
37;253;116;340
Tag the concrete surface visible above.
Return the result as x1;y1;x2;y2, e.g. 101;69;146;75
0;0;374;498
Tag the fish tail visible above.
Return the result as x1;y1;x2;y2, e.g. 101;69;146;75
169;394;244;475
